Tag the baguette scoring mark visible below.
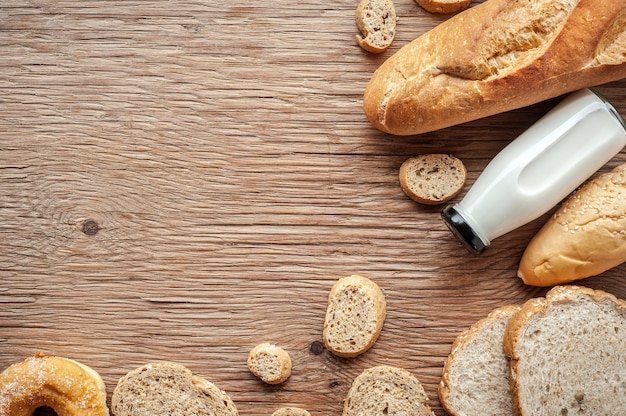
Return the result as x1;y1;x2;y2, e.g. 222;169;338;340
438;0;579;80
593;9;626;66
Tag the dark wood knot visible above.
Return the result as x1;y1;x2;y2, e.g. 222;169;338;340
82;219;100;236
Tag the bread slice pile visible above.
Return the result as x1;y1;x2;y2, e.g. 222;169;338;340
439;285;626;416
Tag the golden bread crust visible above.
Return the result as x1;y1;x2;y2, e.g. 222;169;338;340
0;353;108;416
364;0;626;135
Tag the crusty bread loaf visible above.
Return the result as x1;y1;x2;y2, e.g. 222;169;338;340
247;342;292;385
363;0;626;135
323;274;386;358
111;362;238;416
518;162;626;286
355;0;397;54
503;285;626;416
415;0;470;14
271;407;311;416
399;154;466;205
343;365;435;416
439;304;521;416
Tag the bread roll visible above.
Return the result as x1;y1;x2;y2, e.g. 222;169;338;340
363;0;626;135
518;162;626;286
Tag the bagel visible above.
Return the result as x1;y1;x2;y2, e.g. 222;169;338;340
0;352;109;416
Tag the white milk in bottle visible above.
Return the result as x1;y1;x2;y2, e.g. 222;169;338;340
442;89;626;254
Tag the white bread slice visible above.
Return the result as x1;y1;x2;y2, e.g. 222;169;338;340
247;342;292;385
503;286;626;416
355;0;397;54
323;275;386;358
111;362;238;416
343;365;435;416
439;304;521;416
399;154;466;205
416;0;471;14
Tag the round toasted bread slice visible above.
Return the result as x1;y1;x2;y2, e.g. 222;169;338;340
343;365;435;416
399;154;466;205
247;342;292;385
111;362;238;416
323;275;386;358
355;0;397;53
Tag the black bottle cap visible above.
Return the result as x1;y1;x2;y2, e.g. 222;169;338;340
441;205;487;255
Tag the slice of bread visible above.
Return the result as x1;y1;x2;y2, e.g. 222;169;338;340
271;407;311;416
343;365;435;416
247;342;292;385
503;286;626;415
439;304;521;416
323;275;386;358
111;362;238;416
355;0;397;53
415;0;471;14
399;154;466;205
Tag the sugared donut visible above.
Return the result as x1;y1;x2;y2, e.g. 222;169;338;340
0;352;108;416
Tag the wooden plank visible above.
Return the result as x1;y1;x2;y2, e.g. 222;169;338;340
1;1;625;415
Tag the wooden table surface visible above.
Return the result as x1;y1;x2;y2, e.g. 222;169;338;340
1;1;625;415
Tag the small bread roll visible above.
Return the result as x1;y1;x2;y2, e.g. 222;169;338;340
518;163;626;286
399;154;466;205
247;343;292;384
323;275;386;358
355;0;397;53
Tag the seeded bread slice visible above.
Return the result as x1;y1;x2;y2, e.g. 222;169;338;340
247;342;292;385
439;304;521;416
503;286;626;416
415;0;471;14
355;0;397;53
271;407;311;416
343;365;435;416
399;154;466;205
323;275;386;358
111;362;238;416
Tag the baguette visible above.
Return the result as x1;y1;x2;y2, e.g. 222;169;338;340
503;285;626;415
247;342;292;385
399;154;466;205
518;162;626;286
363;0;626;135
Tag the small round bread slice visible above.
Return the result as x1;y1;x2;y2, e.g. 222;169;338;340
323;275;386;358
343;365;435;416
439;304;522;416
399;154;466;205
355;0;397;54
271;407;311;416
415;0;471;14
111;362;238;416
247;342;292;385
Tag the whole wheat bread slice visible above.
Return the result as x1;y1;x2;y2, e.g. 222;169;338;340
439;304;521;416
503;286;626;415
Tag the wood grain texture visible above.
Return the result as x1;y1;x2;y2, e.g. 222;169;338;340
1;1;625;415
